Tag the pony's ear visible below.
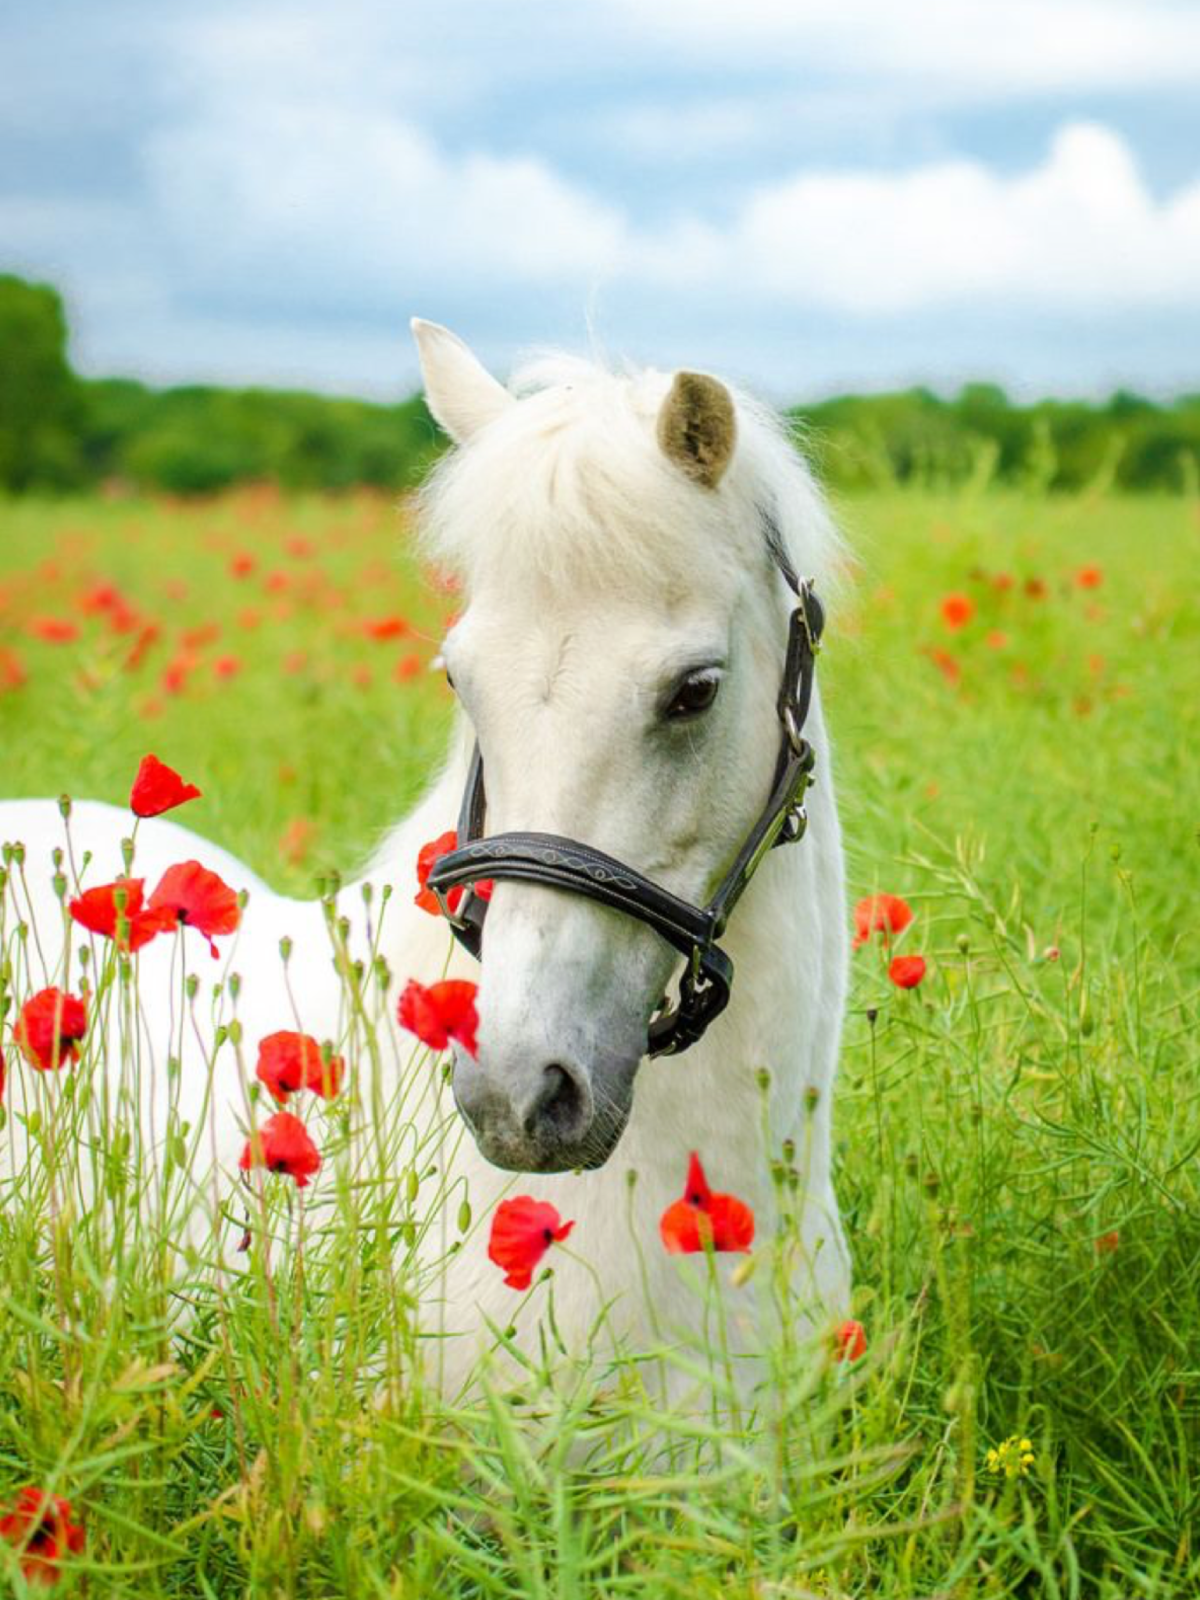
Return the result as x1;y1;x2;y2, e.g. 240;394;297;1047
656;371;737;490
411;318;513;443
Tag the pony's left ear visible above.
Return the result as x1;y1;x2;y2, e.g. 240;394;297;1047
656;371;737;490
411;318;514;443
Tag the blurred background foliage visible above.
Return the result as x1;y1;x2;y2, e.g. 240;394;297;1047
3;272;1200;497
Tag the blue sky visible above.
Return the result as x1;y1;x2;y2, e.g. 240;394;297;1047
3;0;1199;401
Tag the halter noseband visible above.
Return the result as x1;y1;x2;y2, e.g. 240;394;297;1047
427;544;824;1057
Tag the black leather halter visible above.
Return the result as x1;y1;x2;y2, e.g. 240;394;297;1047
427;543;824;1057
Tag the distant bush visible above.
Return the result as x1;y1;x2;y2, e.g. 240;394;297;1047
83;382;443;495
0;277;444;497
1;274;1197;495
0;274;88;490
793;386;1200;493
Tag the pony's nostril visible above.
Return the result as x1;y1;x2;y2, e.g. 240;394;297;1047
523;1062;588;1141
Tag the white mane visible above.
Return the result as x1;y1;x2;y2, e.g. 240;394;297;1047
416;352;843;608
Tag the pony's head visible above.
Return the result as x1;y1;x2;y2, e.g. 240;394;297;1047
413;320;839;1173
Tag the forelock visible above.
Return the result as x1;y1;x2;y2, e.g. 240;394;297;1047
414;352;844;605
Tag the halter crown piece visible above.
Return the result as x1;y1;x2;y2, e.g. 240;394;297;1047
428;537;825;1057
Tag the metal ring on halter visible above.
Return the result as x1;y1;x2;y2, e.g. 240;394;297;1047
796;578;822;655
783;707;808;755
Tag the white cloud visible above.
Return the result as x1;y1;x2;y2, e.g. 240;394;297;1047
603;0;1200;98
143;93;1200;319
146;107;627;309
714;123;1200;312
3;0;1199;396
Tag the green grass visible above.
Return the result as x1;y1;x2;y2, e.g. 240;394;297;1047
1;482;1198;1596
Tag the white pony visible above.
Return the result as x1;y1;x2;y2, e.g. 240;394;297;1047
0;323;850;1399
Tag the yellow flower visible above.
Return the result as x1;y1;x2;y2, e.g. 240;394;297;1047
985;1435;1036;1479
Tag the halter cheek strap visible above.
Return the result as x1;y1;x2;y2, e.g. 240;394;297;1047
428;566;824;1057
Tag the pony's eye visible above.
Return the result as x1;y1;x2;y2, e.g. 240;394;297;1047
664;670;721;721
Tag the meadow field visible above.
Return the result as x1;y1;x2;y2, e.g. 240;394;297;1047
0;481;1198;1597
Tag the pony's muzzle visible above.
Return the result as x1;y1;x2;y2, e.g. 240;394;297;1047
521;1061;591;1143
451;1045;631;1173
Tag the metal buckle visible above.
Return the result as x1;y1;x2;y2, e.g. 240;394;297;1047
783;704;806;754
796;578;821;656
432;883;469;930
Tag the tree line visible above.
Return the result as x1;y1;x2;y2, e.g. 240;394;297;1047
2;273;1197;496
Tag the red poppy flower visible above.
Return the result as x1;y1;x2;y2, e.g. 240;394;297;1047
0;1486;85;1585
239;1110;322;1188
1024;576;1047;599
229;552;256;578
181;621;221;649
927;646;961;686
363;615;411;640
833;1318;867;1362
1075;565;1103;589
213;654;242;681
985;629;1009;651
130;754;202;817
394;653;423;682
0;647;27;693
888;954;927;989
487;1196;575;1289
1094;1229;1120;1255
991;571;1015;592
146;861;241;959
279;816;315;866
29;617;80;644
15;988;88;1071
105;596;141;635
397;978;479;1058
414;832;494;917
659;1152;755;1255
81;580;124;614
939;593;974;630
852;893;914;950
124;621;160;672
161;655;195;697
68;877;176;953
415;831;460;915
255;1031;344;1103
